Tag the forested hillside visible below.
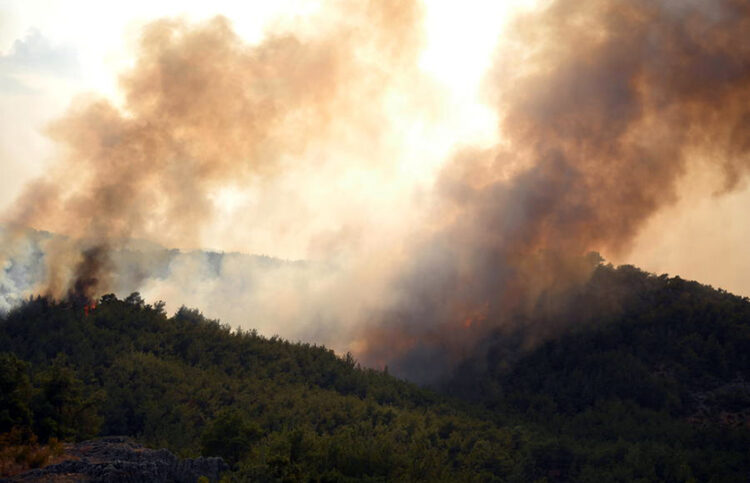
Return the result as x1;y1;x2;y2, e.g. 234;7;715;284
2;264;750;481
0;294;529;481
445;264;750;481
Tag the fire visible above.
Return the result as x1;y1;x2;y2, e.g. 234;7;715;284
84;303;97;316
461;302;489;328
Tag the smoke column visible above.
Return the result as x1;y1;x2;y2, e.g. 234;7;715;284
3;0;750;384
2;0;425;303
357;0;750;382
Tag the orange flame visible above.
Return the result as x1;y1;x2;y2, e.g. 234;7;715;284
83;303;97;316
461;302;489;328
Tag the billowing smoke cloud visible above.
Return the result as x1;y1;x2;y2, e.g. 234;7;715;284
357;0;750;382
3;0;750;385
2;0;425;303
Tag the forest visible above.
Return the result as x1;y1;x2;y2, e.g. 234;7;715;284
1;263;749;481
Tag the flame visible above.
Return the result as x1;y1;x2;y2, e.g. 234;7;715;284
461;302;489;328
83;303;97;316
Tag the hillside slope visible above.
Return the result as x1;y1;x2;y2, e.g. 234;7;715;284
446;264;750;481
1;264;750;481
0;295;528;481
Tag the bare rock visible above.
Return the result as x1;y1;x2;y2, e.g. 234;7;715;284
3;437;228;483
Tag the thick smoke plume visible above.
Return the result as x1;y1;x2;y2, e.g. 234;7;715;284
3;0;424;303
3;0;750;384
357;0;750;382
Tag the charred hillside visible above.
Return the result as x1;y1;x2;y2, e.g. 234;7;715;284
2;265;750;481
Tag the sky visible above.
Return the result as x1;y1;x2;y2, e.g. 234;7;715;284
0;1;521;252
1;0;749;302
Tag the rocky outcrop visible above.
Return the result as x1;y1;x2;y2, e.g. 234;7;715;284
687;378;750;429
3;436;228;483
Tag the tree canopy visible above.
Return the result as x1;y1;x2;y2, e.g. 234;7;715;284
1;264;749;481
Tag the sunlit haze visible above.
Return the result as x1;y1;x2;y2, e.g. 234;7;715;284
3;2;750;477
2;0;750;355
1;1;535;256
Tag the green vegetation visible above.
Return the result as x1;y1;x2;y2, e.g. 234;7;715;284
1;264;749;481
446;264;750;482
0;293;526;481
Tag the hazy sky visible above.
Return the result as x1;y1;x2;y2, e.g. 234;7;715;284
0;1;519;248
2;0;749;298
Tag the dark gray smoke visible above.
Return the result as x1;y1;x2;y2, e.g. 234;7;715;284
4;0;750;384
358;0;750;383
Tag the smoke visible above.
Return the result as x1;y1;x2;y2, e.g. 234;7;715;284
356;0;750;382
3;0;750;384
2;0;426;303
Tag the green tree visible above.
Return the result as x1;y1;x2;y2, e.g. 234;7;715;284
32;357;103;442
0;352;33;434
201;409;263;466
